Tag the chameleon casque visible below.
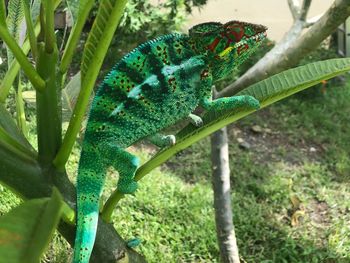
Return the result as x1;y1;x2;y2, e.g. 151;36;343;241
73;20;267;262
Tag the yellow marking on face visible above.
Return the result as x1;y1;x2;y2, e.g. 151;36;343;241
219;46;234;58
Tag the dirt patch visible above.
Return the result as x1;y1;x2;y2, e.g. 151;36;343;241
227;110;325;165
307;199;331;226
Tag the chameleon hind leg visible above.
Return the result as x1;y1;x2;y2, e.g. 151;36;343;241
98;141;139;194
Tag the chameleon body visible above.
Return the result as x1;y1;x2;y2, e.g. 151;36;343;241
73;21;267;263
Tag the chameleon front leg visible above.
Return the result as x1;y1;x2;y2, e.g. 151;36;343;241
98;140;139;194
146;133;176;148
198;70;260;112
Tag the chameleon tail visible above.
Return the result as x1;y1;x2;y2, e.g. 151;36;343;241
73;143;105;263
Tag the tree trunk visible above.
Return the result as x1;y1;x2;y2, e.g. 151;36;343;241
211;127;240;263
219;0;350;97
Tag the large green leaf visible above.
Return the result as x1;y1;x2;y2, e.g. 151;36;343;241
0;188;63;263
135;58;350;180
80;0;127;80
6;0;25;65
0;104;36;158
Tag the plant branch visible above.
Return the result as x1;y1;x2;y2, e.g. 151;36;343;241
60;0;94;74
288;0;300;20
43;0;56;53
299;0;312;21
0;26;45;91
23;0;38;60
0;0;5;25
36;43;61;165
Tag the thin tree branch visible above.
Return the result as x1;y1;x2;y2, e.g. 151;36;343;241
299;0;312;21
288;0;301;20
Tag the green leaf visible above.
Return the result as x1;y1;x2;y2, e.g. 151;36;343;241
6;0;25;65
0;104;36;158
135;58;350;180
0;188;63;263
80;0;127;80
30;0;41;23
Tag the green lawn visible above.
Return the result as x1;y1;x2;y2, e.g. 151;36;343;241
1;74;350;262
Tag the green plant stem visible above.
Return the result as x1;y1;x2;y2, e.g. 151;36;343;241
43;0;56;53
36;43;61;165
0;26;45;91
101;192;124;222
0;0;5;25
53;0;128;170
60;0;94;74
23;0;38;60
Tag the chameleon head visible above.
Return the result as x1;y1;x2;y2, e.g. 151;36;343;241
189;20;267;80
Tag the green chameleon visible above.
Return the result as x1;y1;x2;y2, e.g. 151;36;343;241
73;20;267;262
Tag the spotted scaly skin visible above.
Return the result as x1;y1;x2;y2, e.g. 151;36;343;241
73;21;267;262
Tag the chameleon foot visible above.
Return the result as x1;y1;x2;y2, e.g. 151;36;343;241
188;113;203;127
147;133;176;147
127;238;141;248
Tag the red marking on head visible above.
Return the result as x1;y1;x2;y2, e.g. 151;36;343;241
226;22;245;42
207;37;221;52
